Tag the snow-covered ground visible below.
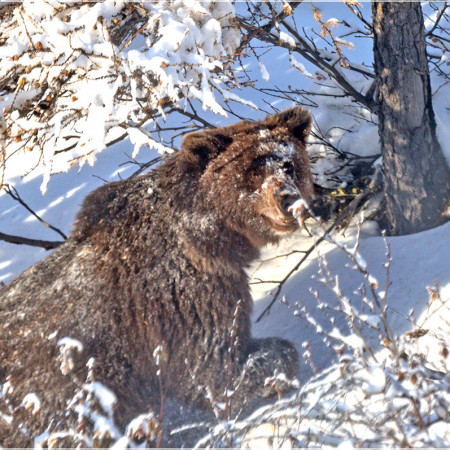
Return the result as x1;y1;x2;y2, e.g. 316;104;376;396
250;220;450;381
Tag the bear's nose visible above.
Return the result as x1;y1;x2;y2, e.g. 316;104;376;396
277;188;301;214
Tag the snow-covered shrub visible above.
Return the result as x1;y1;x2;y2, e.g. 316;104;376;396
0;345;159;448
0;0;240;192
202;331;450;448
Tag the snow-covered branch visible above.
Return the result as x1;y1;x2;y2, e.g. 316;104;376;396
0;0;240;192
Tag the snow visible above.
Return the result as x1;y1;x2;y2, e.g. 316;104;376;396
126;413;158;442
289;54;314;79
258;61;270;82
360;365;386;395
21;393;41;415
57;337;84;375
279;31;296;48
127;127;174;159
1;378;14;397
288;198;309;215
110;436;131;450
0;413;13;425
57;337;84;353
83;382;117;418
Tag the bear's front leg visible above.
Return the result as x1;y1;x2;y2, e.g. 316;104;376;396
223;337;299;411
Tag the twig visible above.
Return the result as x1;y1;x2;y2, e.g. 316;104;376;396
169;106;217;129
3;184;67;239
117;20;151;54
425;2;448;37
315;250;379;363
0;231;63;250
235;2;302;55
238;15;377;112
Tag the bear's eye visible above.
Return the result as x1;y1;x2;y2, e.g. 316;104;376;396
250;155;269;170
249;154;281;171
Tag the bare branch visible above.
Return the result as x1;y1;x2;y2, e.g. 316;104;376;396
237;11;377;112
425;2;448;37
280;21;376;110
3;184;67;240
0;231;63;250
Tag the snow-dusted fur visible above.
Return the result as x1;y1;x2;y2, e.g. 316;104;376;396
0;108;314;446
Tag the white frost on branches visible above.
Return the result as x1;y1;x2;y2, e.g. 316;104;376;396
21;392;41;416
57;336;84;375
230;339;450;449
0;0;240;192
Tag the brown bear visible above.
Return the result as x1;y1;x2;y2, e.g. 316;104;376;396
0;107;315;447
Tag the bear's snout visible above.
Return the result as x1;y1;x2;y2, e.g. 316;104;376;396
276;186;301;214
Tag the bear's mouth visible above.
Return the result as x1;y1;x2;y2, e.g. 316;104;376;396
263;214;299;232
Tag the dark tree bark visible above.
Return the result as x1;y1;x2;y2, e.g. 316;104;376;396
372;1;450;235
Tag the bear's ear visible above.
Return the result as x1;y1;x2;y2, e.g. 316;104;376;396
271;107;313;142
181;130;233;170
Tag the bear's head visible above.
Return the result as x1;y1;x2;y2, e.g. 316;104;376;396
180;107;315;247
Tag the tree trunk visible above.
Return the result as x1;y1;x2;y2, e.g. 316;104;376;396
372;1;450;235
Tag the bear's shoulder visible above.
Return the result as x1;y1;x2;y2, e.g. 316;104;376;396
72;172;159;240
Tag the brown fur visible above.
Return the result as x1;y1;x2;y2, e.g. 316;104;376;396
0;107;314;447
